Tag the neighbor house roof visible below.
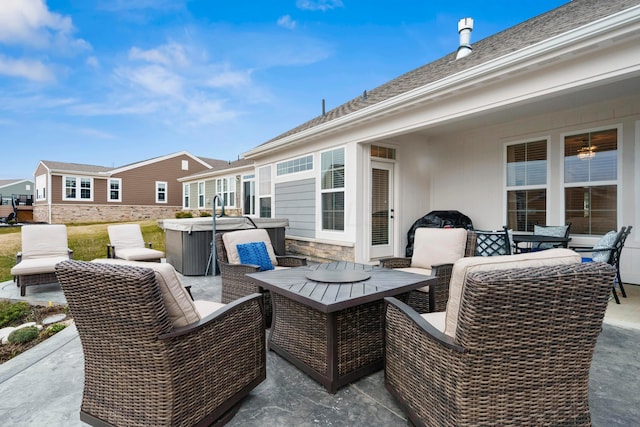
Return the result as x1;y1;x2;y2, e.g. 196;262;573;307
39;160;113;175
0;179;31;188
246;0;640;154
179;158;254;182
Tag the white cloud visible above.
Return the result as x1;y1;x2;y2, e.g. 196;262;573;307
296;0;344;12
114;64;184;98
0;55;55;82
207;69;252;88
0;0;89;52
86;56;100;69
277;15;297;30
129;42;189;67
75;127;116;139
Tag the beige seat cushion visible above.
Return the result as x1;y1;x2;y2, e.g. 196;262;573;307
444;248;581;338
114;247;164;261
11;256;70;275
194;300;226;318
420;311;446;333
411;228;467;269
20;224;69;259
92;259;200;327
222;229;278;266
108;224;146;249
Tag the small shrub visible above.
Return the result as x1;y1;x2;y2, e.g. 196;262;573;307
42;323;67;338
0;301;30;328
8;326;39;343
199;211;212;217
175;211;193;219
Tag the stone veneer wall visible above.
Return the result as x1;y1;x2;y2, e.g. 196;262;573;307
34;204;183;224
285;238;355;263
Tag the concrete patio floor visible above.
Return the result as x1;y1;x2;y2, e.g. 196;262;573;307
1;273;639;426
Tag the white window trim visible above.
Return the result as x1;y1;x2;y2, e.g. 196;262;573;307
62;175;94;202
198;181;205;209
215;176;236;208
107;178;122;202
156;181;168;204
276;154;314;176
319;147;346;232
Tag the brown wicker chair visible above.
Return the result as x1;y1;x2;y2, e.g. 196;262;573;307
380;229;476;312
55;260;266;427
384;261;616;427
215;230;307;325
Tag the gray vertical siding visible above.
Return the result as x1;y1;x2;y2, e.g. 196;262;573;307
275;178;316;238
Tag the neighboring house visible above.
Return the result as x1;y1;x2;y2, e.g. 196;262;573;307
179;158;255;216
33;151;215;223
0;179;34;205
237;0;640;283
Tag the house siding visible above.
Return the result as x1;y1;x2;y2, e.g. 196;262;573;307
275;178;316;238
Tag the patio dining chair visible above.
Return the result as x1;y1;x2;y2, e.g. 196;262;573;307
384;250;614;427
10;224;73;296
474;226;512;256
532;222;572;250
56;260;266;427
216;229;307;326
107;223;164;262
380;228;477;313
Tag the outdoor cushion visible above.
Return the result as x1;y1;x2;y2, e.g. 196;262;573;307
92;259;200;327
589;230;618;262
420;311;446;333
114;247;165;261
534;224;570;249
10;256;70;275
410;228;467;269
222;229;278;266
108;224;147;250
444;248;581;338
20;224;69;259
236;242;274;271
194;300;226;318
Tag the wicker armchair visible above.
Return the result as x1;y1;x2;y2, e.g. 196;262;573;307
384;261;615;427
56;260;266;427
216;230;307;326
380;229;476;312
10;224;72;296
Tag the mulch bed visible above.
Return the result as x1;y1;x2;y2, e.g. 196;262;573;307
0;304;71;364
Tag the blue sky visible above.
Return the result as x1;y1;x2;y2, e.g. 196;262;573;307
0;0;568;180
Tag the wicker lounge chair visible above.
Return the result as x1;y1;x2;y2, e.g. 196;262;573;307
380;228;477;313
215;229;307;326
55;260;266;427
107;223;164;262
10;224;72;296
384;254;615;427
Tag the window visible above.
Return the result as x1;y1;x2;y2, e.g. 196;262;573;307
321;148;345;231
156;181;167;203
197;181;205;208
243;174;256;215
181;160;189;170
108;178;121;202
505;140;547;232
215;177;236;208
63;176;93;201
183;184;190;208
371;145;396;160
564;128;618;234
258;166;271;218
35;174;46;200
276;155;313;176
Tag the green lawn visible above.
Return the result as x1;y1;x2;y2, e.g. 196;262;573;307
0;221;165;282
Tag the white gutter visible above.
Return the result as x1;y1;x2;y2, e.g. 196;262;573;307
244;4;640;159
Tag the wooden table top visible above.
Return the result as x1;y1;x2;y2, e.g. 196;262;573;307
246;261;434;313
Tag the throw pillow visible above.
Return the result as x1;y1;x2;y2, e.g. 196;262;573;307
237;242;275;271
591;230;618;262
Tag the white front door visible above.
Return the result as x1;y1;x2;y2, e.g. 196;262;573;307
370;161;394;259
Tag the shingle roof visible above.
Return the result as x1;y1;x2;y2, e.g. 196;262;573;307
262;0;640;145
40;160;113;174
0;179;28;187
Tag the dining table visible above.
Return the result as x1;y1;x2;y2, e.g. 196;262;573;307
511;233;570;253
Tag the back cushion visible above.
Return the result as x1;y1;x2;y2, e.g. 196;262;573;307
444;248;581;338
108;224;145;250
411;228;467;269
21;224;69;259
591;230;617;262
92;259;200;327
222;229;278;266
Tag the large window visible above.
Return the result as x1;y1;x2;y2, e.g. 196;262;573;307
183;184;190;208
108;178;121;202
564;128;618;234
63;176;93;201
321;148;345;231
198;181;205;208
156;181;167;203
505;140;547;231
258;166;271;218
277;155;313;176
215;177;236;208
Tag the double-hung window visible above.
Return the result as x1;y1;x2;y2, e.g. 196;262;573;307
63;176;93;201
258;166;271;218
564;128;618;234
321;148;345;231
156;181;167;203
215;177;236;208
183;184;190;208
108;178;121;202
198;181;205;209
505;140;547;232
